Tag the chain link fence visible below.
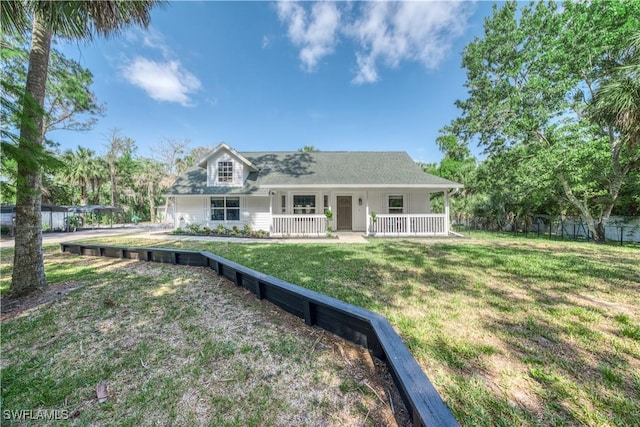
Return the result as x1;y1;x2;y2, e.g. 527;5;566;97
452;215;640;245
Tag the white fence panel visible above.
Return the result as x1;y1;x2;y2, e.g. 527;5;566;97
370;214;447;236
272;215;327;236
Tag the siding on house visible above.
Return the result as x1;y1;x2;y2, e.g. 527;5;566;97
173;195;270;231
206;151;246;187
174;197;206;227
244;196;271;231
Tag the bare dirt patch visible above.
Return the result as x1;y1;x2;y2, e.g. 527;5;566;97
1;280;87;322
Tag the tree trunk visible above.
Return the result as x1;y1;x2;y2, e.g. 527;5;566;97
11;14;52;296
148;183;156;223
557;172;602;242
110;169;117;206
81;181;88;206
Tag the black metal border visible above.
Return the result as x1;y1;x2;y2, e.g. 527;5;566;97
60;243;458;427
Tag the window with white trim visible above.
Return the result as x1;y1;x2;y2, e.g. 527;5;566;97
211;197;240;221
217;161;233;183
323;194;329;212
281;195;286;213
388;195;404;214
293;195;316;214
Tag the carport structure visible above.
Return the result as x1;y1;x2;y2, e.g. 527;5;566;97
1;204;69;233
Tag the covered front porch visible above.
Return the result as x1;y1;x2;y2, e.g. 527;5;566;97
268;188;455;237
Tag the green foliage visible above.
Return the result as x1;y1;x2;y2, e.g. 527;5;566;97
443;0;640;241
297;145;318;152
67;215;81;230
187;223;201;235
1;34;102;204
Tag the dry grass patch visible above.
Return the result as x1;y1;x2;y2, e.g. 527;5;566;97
1;249;409;426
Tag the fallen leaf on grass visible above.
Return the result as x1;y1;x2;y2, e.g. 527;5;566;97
96;383;108;403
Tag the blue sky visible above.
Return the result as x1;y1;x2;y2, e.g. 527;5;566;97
54;1;499;164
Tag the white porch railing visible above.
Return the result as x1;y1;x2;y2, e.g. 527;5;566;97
369;214;447;236
271;215;327;236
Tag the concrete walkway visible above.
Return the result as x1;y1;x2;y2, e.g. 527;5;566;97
0;227;370;249
123;230;369;244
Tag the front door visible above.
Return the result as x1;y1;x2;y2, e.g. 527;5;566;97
336;196;352;231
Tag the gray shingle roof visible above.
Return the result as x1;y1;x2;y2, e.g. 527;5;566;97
165;150;462;196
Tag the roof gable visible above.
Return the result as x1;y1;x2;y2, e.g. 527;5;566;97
197;143;257;171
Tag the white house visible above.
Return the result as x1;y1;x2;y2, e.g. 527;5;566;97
164;143;463;237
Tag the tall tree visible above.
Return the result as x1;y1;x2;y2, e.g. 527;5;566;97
63;147;95;206
422;133;477;220
133;158;165;222
446;0;640;242
104;128;137;207
155;137;191;221
1;34;102;204
2;1;162;296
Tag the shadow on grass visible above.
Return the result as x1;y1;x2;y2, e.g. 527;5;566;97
55;237;640;426
190;239;639;426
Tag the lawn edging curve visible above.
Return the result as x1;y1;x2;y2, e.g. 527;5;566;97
60;242;458;427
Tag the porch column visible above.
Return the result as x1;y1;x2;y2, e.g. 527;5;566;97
269;191;273;233
444;190;450;234
365;191;370;236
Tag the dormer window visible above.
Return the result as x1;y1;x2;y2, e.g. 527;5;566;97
217;161;233;183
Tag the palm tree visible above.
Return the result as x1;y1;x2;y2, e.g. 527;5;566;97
2;1;163;296
133;158;165;222
90;157;109;205
64;147;95;206
591;32;640;150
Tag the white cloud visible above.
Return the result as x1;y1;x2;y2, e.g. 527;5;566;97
349;1;471;84
122;57;202;107
120;27;202;106
275;1;473;84
276;1;341;72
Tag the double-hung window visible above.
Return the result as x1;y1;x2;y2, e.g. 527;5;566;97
293;195;316;214
388;195;404;214
211;197;240;221
217;161;233;183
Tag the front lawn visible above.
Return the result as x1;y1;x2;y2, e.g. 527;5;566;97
1;245;403;426
61;236;640;426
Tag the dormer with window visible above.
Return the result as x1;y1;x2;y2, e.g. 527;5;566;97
217;160;234;183
200;143;257;187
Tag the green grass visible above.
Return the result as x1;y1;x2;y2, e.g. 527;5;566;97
63;234;640;426
1;248;394;426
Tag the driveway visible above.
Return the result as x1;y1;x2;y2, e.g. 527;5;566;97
0;227;369;249
0;226;151;249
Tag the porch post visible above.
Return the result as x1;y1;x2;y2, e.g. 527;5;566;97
444;190;450;234
365;191;370;236
269;191;273;233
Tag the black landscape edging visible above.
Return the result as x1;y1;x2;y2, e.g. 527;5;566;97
60;242;459;427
